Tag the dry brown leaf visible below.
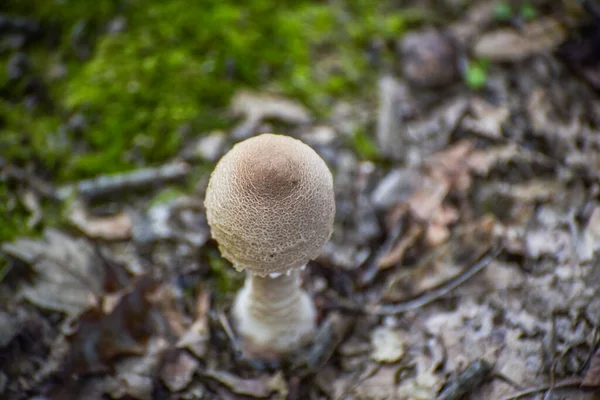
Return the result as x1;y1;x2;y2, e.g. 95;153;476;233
69;200;132;240
467;144;519;175
160;351;199;392
462;98;509;139
177;291;210;358
378;224;423;269
473;18;567;61
202;369;288;399
408;179;449;222
424;140;474;193
351;364;398;400
64;277;163;375
396;355;444;400
2;229;103;316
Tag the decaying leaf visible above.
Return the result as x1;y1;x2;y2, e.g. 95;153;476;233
370;326;406;363
74;337;169;400
177;290;210;358
378;223;423;269
351;365;399;400
202;369;288;399
69;200;132;240
64;276;164;374
2;229;104;316
462;98;509;140
473;18;567;61
396;356;444;400
160;351;199;393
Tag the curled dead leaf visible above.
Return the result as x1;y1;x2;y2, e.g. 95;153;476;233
69;200;132;240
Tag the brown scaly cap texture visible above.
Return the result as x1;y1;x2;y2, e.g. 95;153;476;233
204;133;335;276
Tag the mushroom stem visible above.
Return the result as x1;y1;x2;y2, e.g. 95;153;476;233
233;268;316;357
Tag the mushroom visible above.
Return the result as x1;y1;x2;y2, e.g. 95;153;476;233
204;133;335;359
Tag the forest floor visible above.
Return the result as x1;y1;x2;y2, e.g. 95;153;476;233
2;1;600;399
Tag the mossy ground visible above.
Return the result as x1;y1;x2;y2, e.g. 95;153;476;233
0;0;425;244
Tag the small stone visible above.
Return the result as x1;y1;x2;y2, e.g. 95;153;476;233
194;131;226;162
399;30;458;88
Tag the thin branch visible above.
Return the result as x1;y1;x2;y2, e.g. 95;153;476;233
329;245;502;316
56;161;190;200
500;378;583;400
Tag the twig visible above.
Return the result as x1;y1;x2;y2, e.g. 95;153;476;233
358;215;405;286
56;161;190;200
500;378;583;400
365;245;502;316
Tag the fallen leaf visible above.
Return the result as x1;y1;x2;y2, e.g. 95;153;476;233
64;276;164;374
351;364;398;399
473;18;567;61
2;229;104;316
462;98;509;140
424;140;474;193
467;144;519;175
378;224;423;269
396;355;444;400
202;369;288;399
160;351;199;392
370;326;406;363
177;291;210;358
69;200;132;240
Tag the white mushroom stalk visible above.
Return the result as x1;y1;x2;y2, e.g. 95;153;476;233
233;268;315;356
204;133;335;359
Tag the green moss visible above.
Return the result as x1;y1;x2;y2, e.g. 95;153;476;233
3;0;421;181
208;249;243;303
0;184;34;244
464;59;490;90
349;128;380;160
1;0;430;244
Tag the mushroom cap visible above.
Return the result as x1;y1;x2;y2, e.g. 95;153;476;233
204;133;335;276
